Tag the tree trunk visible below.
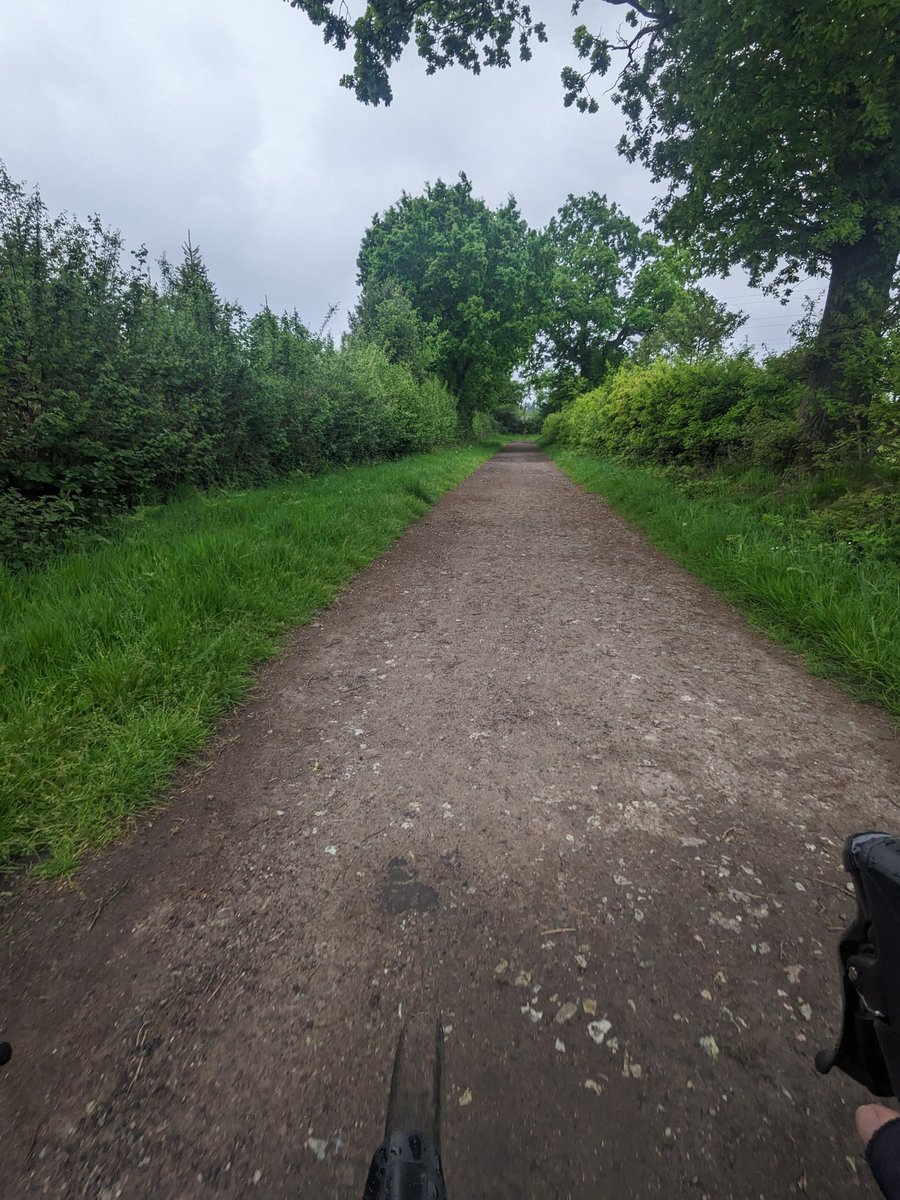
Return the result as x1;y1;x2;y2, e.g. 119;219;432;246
802;227;899;452
448;355;477;430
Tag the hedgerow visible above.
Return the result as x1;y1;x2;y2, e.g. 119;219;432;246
0;166;459;568
544;355;805;468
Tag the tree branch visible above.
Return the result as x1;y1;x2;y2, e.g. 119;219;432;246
614;20;665;62
604;0;670;22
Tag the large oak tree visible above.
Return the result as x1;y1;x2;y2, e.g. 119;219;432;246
287;0;900;445
540;191;715;384
356;174;549;426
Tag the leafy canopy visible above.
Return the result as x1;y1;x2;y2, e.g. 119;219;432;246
563;0;900;293
286;0;546;106
288;0;899;291
357;173;549;423
289;0;900;439
539;191;699;384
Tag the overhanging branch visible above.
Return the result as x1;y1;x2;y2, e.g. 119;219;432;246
604;0;669;21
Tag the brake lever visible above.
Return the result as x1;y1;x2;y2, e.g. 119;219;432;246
816;832;900;1098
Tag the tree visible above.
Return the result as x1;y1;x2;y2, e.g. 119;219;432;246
538;191;697;386
565;1;900;445
357;174;549;426
345;277;438;381
632;288;747;364
287;0;900;446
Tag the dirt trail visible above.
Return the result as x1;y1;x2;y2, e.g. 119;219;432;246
2;442;898;1200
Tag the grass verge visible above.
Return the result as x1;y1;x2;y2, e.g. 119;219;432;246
547;448;900;720
1;443;500;875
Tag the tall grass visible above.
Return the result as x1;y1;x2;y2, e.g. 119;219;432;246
0;444;499;875
548;449;900;719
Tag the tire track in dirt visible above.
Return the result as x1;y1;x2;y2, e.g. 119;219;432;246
1;441;898;1199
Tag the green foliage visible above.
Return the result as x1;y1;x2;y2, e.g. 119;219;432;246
356;174;549;427
546;356;803;469
287;0;547;106
800;483;900;563
538;192;722;385
490;403;536;434
563;4;900;285
288;0;900;442
549;449;900;719
531;366;592;419
0;491;86;571
345;276;439;381
0;443;496;874
633;288;748;364
537;411;563;447
0;166;459;568
471;410;500;440
871;392;900;468
315;341;458;460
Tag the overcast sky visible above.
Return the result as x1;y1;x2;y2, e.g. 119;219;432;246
3;0;823;350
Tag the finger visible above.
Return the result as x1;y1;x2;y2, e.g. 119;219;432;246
857;1104;900;1147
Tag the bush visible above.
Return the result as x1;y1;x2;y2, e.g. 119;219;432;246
471;410;500;440
801;484;900;562
0;166;462;568
551;355;804;468
315;343;459;461
413;376;460;448
0;490;87;571
539;411;563;445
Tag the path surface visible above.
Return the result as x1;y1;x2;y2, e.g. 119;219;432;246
2;443;898;1200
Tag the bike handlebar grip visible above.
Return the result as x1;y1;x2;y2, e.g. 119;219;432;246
867;1118;900;1200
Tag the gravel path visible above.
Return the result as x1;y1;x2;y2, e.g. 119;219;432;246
2;442;898;1199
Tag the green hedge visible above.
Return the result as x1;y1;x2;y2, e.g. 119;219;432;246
543;356;805;467
0;166;459;568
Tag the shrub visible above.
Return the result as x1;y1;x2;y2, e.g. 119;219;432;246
471;410;500;440
0;490;86;571
539;411;563;445
0;166;462;568
801;485;900;562
551;355;804;468
314;344;458;462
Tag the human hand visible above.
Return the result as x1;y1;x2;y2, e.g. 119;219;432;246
858;1105;900;1198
